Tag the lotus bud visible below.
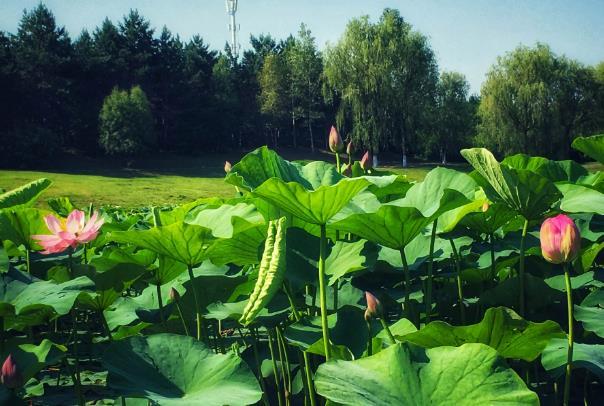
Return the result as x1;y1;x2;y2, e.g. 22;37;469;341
360;151;372;171
328;126;344;153
482;201;489;213
169;287;180;302
1;354;22;389
224;161;232;174
364;291;382;322
540;214;581;264
346;141;353;156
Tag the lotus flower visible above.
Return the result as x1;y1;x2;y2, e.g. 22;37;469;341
328;126;344;153
1;354;21;388
346;141;353;156
32;209;104;254
364;291;382;321
360;151;372;171
169;287;180;302
224;161;232;174
540;214;580;264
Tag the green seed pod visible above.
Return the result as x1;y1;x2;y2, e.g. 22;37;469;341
239;217;287;326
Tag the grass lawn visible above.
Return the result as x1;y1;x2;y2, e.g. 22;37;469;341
0;149;600;208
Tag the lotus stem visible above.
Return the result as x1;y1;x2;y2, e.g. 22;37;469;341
426;219;437;323
399;248;412;323
25;249;31;274
318;224;331;360
365;321;373;357
283;284;317;406
335;153;341;174
175;301;190;337
251;329;270;406
563;263;574;406
187;265;203;341
519;218;529;316
156;284;166;329
333;279;339;314
71;310;84;406
277;327;293;405
449;239;466;324
267;329;284;406
379;319;396;345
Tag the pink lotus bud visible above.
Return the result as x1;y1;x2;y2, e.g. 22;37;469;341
346;141;353;155
364;291;382;321
1;354;22;389
482;201;489;213
328;126;344;153
540;214;581;264
224;161;232;174
169;287;180;302
360;151;372;171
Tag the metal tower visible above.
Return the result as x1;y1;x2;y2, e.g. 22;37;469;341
226;0;239;58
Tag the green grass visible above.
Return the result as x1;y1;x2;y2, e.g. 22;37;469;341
1;150;600;208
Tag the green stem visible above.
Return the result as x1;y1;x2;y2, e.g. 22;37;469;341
250;330;270;406
449;239;466;324
335;153;341;173
283;284;317;406
71;310;84;406
175;302;190;337
276;327;292;405
426;219;437;323
156;284;166;329
519;219;529;316
267;329;284;406
26;249;31;274
399;248;412;322
379;319;396;345
318;224;331;360
563;263;574;406
187;265;203;341
489;233;496;280
366;321;373;356
333;279;339;314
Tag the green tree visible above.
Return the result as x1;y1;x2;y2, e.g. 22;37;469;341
258;52;289;146
477;44;600;158
431;72;475;164
324;9;438;165
285;24;324;150
99;86;154;156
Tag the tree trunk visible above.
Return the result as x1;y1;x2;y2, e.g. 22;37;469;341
401;133;408;168
441;146;447;165
373;153;379;168
309;121;315;153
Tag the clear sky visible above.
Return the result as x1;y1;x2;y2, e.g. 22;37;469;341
1;0;603;93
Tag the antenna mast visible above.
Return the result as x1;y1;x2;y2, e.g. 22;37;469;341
226;0;239;58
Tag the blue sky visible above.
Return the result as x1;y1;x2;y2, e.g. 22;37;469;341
1;1;603;93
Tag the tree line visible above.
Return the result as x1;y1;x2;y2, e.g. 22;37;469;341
0;5;602;166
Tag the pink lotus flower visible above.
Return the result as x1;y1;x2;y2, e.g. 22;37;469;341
1;354;22;388
360;151;373;171
364;291;382;321
328;126;344;153
540;214;580;264
224;161;232;173
32;209;104;254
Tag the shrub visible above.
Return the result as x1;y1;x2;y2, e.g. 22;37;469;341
99;85;154;155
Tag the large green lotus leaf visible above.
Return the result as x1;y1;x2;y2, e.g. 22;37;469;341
461;148;561;220
103;333;262;406
0;208;52;249
544;270;603;292
159;197;224;225
459;202;518;235
206;223;266;266
1;339;67;383
582;288;604;307
204;296;290;327
325;239;379;285
480;273;564;311
572;134;604;164
285;307;368;359
578;241;604;273
574;304;604;338
108;222;215;267
315;342;538;405
396;167;476;216
225;146;308;190
399;307;564;361
185;202;265;238
0;178;52;210
542;338;604;380
253;177;369;225
364;174;411;201
331;205;429;250
502;154;588;182
46;196;75;217
11;276;94;316
556;183;604;215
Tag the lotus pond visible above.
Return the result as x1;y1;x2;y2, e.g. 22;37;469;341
1;135;603;405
